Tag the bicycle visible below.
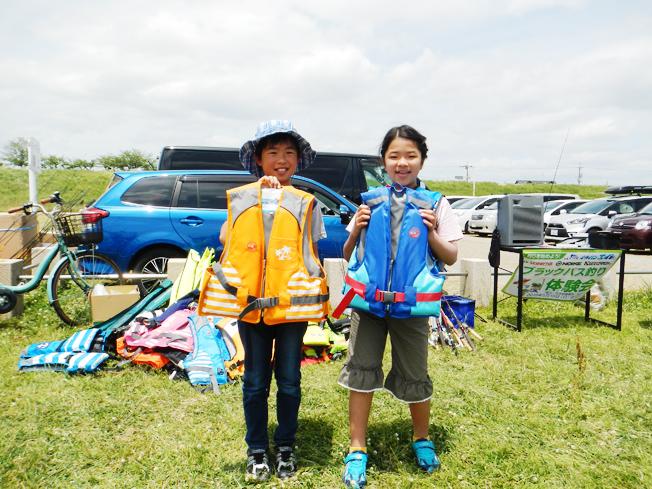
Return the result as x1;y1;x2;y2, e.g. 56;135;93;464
0;192;124;326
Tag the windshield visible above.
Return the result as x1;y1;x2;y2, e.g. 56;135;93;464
569;199;613;214
454;197;486;210
544;200;567;212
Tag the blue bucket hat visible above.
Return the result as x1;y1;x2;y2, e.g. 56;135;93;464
239;120;316;178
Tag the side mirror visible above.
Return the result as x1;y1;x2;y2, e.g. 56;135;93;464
340;205;352;225
559;209;567;215
608;210;617;218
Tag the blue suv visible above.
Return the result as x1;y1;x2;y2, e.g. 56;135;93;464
89;170;357;293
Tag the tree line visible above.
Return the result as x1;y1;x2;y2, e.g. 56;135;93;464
1;137;156;171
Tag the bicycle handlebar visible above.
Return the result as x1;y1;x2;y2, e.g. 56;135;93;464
6;191;63;215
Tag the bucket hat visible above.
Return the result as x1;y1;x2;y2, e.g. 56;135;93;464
239;120;316;178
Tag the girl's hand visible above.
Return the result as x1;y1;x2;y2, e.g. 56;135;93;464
353;205;371;231
419;208;437;233
259;175;282;188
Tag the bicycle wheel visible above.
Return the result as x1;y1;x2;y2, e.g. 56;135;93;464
49;251;124;326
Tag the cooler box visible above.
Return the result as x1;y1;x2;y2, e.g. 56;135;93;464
442;295;476;329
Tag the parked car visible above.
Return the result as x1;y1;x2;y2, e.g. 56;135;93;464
545;195;652;242
88;170;357;293
543;199;588;229
157;146;392;205
466;193;581;236
443;195;472;205
468;200;499;235
452;195;504;233
604;200;652;250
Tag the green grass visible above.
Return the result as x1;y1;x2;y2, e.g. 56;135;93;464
421;180;610;201
1;285;652;488
0;167;113;211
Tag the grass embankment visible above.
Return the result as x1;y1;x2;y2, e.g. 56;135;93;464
1;166;613;212
422;180;610;201
0;167;113;211
1;285;651;488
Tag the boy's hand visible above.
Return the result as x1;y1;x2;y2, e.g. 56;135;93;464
419;208;437;233
353;205;371;231
259;175;283;188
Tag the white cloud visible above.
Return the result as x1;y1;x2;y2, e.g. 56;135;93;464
1;0;652;185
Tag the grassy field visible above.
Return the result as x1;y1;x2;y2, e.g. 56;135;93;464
1;284;651;488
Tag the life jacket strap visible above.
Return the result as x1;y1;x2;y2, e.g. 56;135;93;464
332;275;367;318
332;275;442;318
240;293;330;320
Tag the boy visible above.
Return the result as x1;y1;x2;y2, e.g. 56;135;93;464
215;120;329;482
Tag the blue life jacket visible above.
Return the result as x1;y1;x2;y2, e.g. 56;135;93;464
335;184;445;318
18;328;109;373
181;315;231;393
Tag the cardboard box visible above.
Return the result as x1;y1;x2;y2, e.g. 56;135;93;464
90;284;140;323
0;213;39;259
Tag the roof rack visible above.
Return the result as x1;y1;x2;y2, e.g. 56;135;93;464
604;186;652;196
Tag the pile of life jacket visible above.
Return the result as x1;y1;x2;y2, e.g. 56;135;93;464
17;288;245;395
300;318;348;367
116;302;245;393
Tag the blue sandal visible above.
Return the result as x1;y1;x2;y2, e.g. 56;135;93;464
342;451;367;488
412;439;441;473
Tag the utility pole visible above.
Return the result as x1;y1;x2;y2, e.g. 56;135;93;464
461;163;474;182
577;162;582;185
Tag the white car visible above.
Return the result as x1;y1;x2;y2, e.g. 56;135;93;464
466;193;582;236
452;195;504;233
545;195;652;241
542;199;588;230
468;200;498;235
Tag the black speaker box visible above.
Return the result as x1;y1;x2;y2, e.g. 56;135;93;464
496;195;544;246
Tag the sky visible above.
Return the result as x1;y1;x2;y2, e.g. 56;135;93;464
1;0;652;186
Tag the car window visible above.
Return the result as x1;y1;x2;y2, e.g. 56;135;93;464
454;197;484;209
363;166;393;188
571;199;613;214
295;185;342;216
166;149;243;171
632;198;652;212
638;201;652;215
297;156;354;199
617;202;634;214
176;179;234;209
477;198;499;210
121;175;177;207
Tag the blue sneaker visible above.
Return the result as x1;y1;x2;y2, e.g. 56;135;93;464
412;439;441;473
342;451;367;488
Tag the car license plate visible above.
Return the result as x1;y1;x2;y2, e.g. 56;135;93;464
550;229;558;236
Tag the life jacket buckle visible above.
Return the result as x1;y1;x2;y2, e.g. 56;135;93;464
376;290;395;303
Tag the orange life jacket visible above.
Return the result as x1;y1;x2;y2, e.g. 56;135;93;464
198;182;329;325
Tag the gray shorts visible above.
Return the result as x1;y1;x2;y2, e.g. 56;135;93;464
337;309;433;403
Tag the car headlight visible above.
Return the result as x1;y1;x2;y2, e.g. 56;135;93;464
568;217;590;225
635;220;652;230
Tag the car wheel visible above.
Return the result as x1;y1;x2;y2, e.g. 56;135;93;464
132;247;187;295
463;221;470;233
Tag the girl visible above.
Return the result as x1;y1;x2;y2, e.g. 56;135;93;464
338;125;463;487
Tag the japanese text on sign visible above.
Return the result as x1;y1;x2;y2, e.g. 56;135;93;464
503;250;621;301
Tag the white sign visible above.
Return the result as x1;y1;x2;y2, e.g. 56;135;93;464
28;138;42;174
503;249;621;301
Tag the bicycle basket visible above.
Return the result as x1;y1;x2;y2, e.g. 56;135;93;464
55;213;104;246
